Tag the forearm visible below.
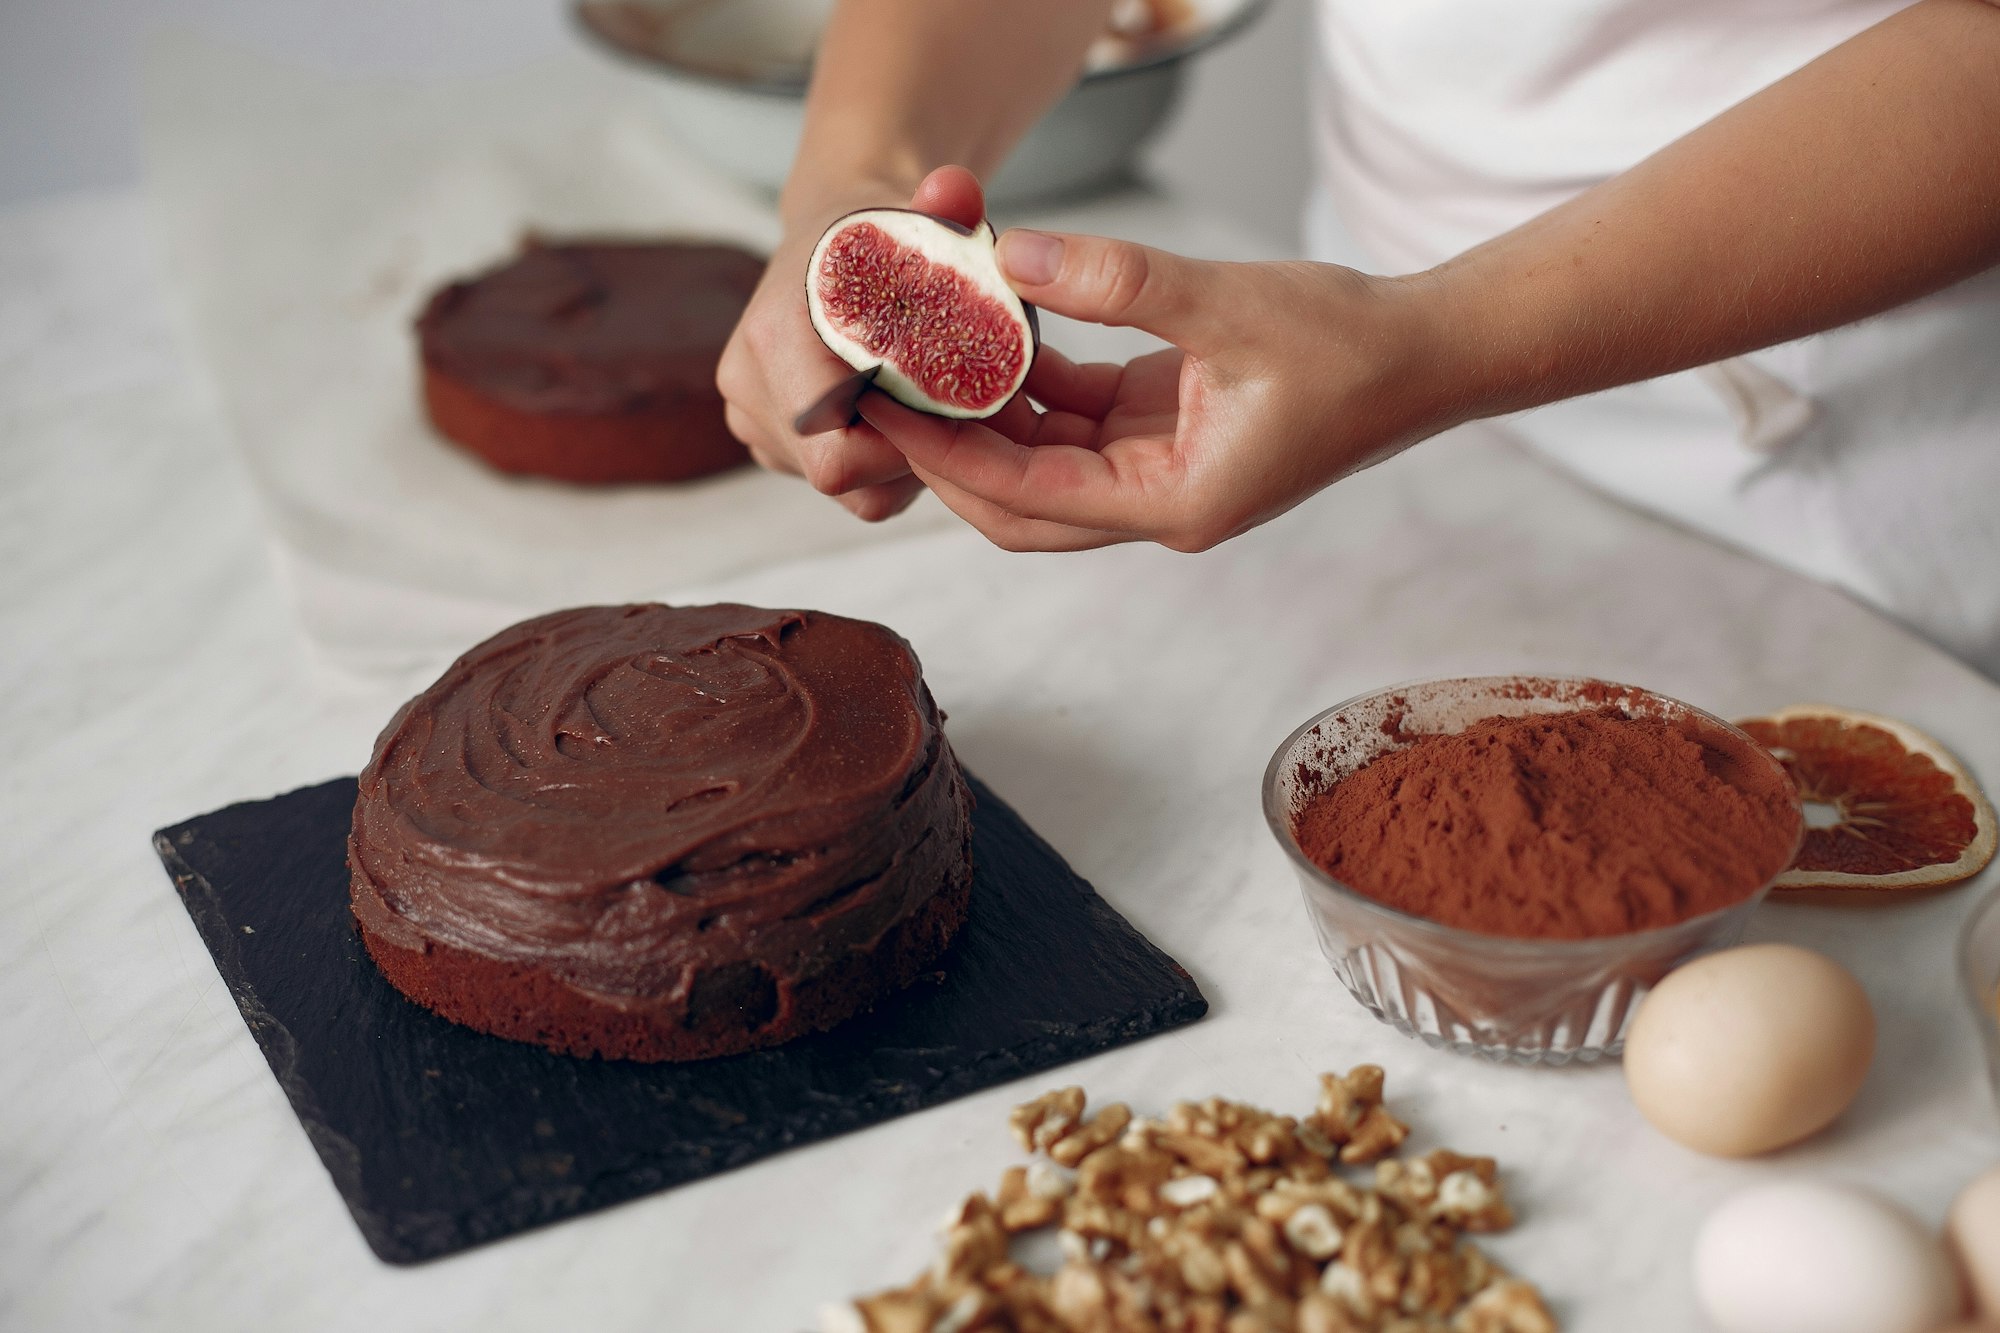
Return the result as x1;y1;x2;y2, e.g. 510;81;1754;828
1422;0;2000;426
782;0;1115;226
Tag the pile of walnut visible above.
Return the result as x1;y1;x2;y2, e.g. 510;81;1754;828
822;1069;1556;1333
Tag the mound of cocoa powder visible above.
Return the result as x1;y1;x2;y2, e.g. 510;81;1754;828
1292;709;1801;939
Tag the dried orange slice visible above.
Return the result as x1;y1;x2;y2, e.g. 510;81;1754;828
1736;705;1996;893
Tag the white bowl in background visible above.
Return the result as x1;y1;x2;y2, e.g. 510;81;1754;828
1962;879;2000;1116
574;0;1271;204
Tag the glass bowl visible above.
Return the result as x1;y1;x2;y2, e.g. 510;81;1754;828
1960;880;2000;1113
1262;676;1804;1066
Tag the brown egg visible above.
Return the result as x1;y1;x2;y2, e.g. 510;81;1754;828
1951;1165;2000;1320
1623;943;1875;1157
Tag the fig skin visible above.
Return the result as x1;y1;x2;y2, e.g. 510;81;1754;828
802;208;1039;425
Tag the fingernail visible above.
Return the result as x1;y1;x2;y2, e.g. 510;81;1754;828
999;230;1062;286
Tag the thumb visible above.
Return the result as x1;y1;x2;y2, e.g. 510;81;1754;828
910;164;985;232
997;229;1222;350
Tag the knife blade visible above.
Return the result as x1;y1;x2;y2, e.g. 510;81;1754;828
792;366;882;437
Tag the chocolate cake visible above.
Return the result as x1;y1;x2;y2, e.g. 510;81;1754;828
347;603;973;1061
415;240;765;484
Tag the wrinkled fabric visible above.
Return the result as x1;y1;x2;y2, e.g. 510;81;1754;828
1308;0;2000;677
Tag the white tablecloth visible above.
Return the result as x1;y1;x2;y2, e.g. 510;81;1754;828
3;62;1997;1332
139;38;1261;679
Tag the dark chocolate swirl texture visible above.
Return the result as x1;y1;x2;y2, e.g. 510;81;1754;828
348;604;973;1061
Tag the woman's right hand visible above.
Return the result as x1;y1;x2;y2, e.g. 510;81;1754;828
717;166;988;521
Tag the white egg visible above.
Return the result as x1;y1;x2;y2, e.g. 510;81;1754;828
1694;1181;1963;1333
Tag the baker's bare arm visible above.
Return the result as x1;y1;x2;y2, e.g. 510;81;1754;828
716;0;1113;519
783;0;1113;229
866;0;2000;551
1436;0;2000;419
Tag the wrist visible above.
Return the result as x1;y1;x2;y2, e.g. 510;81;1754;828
778;146;932;234
1349;269;1516;449
1402;244;1585;429
778;180;901;239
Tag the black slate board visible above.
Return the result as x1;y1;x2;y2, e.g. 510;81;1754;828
154;774;1206;1264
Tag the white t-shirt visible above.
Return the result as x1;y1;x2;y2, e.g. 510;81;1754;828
1306;0;2000;677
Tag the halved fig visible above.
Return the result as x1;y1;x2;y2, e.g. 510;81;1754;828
805;209;1038;421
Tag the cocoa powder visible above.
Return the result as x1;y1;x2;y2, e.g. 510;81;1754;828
1292;709;1801;939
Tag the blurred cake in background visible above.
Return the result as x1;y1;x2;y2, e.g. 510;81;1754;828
415;238;765;485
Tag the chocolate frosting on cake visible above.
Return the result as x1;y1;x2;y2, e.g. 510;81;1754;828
348;604;969;1035
415;241;765;414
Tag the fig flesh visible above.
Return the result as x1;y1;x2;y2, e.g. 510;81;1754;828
805;209;1037;421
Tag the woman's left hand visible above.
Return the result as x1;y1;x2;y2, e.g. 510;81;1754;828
859;229;1462;552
